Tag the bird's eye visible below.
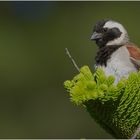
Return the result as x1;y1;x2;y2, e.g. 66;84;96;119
103;28;108;32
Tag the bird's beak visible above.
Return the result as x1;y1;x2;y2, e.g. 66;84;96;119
90;32;102;41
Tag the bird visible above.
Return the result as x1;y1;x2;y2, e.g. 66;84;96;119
90;19;140;83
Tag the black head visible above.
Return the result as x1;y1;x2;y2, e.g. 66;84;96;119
90;19;129;47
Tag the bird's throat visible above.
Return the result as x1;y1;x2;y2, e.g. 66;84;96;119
95;45;122;66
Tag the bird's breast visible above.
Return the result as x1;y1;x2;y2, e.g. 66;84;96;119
98;46;138;83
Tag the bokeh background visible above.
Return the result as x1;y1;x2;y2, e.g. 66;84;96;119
0;1;140;138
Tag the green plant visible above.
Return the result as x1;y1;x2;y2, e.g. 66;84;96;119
64;66;140;138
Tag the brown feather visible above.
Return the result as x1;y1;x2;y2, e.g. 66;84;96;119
126;43;140;59
126;43;140;68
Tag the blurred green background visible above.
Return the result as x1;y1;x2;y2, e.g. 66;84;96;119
0;1;140;138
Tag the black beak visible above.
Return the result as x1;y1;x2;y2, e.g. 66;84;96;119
90;32;102;41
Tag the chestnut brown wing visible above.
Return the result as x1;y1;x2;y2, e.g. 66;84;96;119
126;44;140;68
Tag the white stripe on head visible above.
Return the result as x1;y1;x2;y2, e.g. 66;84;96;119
103;21;129;46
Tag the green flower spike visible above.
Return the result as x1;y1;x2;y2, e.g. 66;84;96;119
64;65;140;138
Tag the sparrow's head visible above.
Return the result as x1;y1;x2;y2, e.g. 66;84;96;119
91;19;129;47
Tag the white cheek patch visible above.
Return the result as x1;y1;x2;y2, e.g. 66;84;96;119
103;21;129;46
